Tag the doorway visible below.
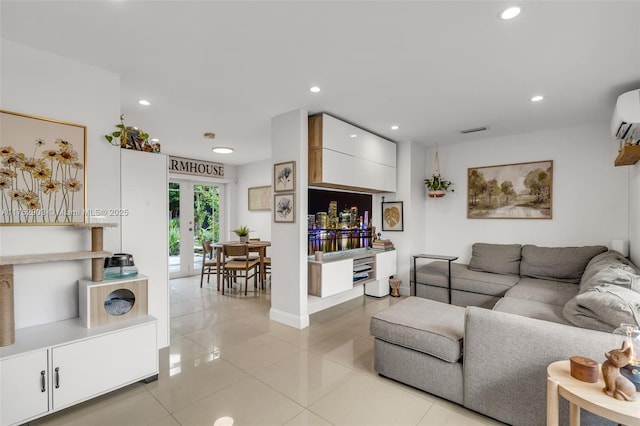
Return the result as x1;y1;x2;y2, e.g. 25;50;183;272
169;180;221;278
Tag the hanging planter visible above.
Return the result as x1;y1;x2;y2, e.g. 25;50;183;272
425;151;454;198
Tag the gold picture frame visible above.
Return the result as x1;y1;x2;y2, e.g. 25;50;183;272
248;185;271;211
467;160;553;219
0;110;87;225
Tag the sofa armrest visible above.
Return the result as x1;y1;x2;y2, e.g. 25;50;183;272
463;307;619;426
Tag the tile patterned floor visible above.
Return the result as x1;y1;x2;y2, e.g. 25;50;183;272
29;276;503;426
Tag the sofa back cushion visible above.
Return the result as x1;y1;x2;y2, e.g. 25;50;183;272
520;245;607;283
468;243;521;276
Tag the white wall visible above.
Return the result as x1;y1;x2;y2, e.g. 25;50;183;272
0;39;122;328
422;123;629;264
235;159;272;241
629;162;640;265
269;110;309;329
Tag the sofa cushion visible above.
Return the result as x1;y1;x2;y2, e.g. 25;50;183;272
417;262;519;296
520;245;607;283
468;243;521;276
504;277;579;307
493;297;571;325
370;297;465;363
563;265;640;332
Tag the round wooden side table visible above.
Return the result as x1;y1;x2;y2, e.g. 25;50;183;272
547;360;640;426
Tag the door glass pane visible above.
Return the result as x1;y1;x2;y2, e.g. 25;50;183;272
193;185;219;271
168;182;181;274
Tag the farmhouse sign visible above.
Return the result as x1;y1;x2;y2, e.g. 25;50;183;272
169;156;224;178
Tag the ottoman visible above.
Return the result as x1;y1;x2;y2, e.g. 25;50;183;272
370;297;466;404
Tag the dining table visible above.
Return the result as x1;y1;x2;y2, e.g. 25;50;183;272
213;241;271;292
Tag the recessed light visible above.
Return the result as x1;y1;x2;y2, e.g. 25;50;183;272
309;86;321;93
391;125;399;130
350;134;357;138
531;95;544;102
212;147;234;154
500;6;521;20
150;138;160;142
138;99;151;106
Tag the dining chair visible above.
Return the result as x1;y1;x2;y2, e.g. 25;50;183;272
221;243;260;295
200;241;220;289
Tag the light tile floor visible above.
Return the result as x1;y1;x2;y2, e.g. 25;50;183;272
30;275;504;426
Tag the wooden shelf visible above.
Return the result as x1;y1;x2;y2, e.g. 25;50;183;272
0;251;112;265
614;145;640;166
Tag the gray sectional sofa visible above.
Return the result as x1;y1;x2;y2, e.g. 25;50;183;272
370;244;640;426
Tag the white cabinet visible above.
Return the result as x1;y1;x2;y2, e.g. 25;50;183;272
365;250;397;297
0;350;49;426
308;257;353;297
0;317;157;426
309;114;397;193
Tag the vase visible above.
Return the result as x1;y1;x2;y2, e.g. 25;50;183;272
428;190;446;198
239;235;249;243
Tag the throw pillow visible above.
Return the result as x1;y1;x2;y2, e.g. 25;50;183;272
468;243;521;276
520;245;608;283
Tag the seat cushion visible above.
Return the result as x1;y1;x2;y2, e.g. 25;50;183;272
417;262;519;296
493;297;571;325
370;297;465;363
504;277;578;306
520;245;607;283
468;243;521;276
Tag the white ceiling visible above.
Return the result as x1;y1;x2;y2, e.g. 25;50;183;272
2;1;639;165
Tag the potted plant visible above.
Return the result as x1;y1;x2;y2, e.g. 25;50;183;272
105;114;159;152
233;225;251;243
424;174;454;198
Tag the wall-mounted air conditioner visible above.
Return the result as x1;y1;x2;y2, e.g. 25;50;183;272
611;89;640;143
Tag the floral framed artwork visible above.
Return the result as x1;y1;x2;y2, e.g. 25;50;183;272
274;161;295;192
467;160;553;219
0;110;87;225
274;193;295;223
381;201;403;231
248;185;271;211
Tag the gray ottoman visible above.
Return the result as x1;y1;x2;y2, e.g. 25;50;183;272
370;297;466;404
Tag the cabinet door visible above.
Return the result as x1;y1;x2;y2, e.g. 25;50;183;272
0;350;49;426
376;250;397;278
321;259;353;297
51;322;157;410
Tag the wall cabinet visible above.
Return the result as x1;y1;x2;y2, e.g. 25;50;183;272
0;317;157;426
308;114;396;193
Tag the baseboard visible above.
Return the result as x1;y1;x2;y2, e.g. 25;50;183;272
269;308;310;329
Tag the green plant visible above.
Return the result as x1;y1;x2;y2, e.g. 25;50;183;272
233;225;250;236
424;174;455;192
105;114;150;149
169;218;180;256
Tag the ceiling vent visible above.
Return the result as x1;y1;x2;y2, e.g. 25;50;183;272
460;126;488;134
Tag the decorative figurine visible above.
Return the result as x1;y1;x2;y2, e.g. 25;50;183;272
602;341;637;401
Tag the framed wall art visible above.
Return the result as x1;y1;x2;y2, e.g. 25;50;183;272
0;110;87;225
274;193;295;223
248;185;271;211
274;161;295;192
467;160;553;219
381;201;403;231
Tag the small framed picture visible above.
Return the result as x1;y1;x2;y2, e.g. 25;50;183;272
274;161;295;192
381;201;403;231
274;193;295;223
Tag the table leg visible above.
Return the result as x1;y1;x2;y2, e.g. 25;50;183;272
447;260;452;304
259;248;265;289
216;249;222;292
569;402;580;426
547;377;560;426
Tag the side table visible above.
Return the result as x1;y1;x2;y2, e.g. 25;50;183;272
547;360;640;426
412;254;458;303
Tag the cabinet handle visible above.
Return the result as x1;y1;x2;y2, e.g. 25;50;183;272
40;370;46;392
55;367;60;389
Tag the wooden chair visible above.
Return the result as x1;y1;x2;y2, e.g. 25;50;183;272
200;241;219;289
221;243;260;295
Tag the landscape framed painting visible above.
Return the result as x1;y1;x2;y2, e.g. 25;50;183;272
0;110;87;225
467;160;553;219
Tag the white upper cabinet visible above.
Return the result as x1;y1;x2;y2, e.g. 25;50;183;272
309;114;397;193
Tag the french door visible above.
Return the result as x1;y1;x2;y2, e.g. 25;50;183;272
169;179;221;278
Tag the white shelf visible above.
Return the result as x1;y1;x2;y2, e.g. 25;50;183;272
0;251;112;265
